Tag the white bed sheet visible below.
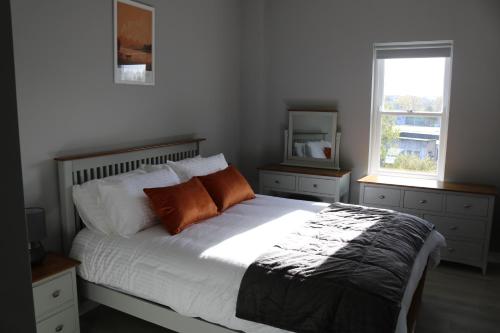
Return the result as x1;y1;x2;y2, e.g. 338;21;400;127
70;195;445;333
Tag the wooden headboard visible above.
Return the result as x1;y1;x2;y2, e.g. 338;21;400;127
55;138;205;254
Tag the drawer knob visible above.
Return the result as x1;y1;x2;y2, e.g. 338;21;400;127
378;195;385;199
52;290;61;298
313;184;318;188
274;180;280;184
55;324;64;332
450;226;458;231
463;204;472;209
419;199;427;204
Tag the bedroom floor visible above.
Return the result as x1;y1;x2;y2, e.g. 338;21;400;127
80;262;500;333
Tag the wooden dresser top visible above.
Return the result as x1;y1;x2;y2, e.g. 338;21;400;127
358;175;496;196
258;164;351;177
31;253;80;283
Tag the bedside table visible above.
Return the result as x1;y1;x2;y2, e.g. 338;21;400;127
259;164;351;203
31;253;80;333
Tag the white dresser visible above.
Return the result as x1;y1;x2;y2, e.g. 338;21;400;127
358;175;496;274
259;164;351;203
32;253;80;333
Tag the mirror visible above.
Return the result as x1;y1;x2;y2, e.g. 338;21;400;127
283;110;340;169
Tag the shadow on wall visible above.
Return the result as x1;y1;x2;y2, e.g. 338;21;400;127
52;133;198;159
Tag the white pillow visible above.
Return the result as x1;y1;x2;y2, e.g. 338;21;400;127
141;154;228;182
293;142;306;157
72;169;146;234
306;141;327;159
168;153;228;181
97;168;181;237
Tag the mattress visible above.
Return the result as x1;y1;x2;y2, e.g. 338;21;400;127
70;194;445;333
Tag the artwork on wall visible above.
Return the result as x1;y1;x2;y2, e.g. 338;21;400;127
114;0;155;85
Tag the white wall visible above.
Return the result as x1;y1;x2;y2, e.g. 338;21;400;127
240;0;500;250
11;0;500;252
240;0;269;184
11;0;242;251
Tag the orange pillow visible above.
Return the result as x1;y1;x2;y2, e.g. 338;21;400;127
143;177;218;235
323;147;332;159
198;165;255;212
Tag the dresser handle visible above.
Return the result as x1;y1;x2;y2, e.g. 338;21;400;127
313;184;318;188
450;226;458;231
55;324;64;332
274;180;280;184
52;290;61;298
463;204;472;209
419;199;427;204
448;247;455;253
378;195;385;199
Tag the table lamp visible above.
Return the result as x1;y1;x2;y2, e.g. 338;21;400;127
25;207;47;265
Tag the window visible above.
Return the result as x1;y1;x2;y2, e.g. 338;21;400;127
368;41;453;180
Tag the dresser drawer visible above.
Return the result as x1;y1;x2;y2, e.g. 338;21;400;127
36;305;76;333
404;190;443;212
261;173;296;191
33;272;74;319
424;215;486;240
298;176;337;196
363;186;401;207
446;195;489;217
441;239;483;264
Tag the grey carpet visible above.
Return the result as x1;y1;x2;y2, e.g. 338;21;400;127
80;305;174;333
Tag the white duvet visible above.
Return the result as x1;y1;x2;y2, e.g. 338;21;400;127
70;195;445;333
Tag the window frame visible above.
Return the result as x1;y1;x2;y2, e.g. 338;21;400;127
368;41;453;181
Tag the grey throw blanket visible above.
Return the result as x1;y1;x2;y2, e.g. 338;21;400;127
236;203;434;333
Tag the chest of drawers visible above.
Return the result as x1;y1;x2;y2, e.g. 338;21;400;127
358;175;496;274
259;164;351;203
32;253;80;333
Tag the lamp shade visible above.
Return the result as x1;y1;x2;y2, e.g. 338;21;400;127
25;207;47;242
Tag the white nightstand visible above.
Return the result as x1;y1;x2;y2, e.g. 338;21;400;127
31;253;80;333
259;164;351;203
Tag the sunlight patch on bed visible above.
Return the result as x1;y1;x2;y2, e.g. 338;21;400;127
199;209;315;265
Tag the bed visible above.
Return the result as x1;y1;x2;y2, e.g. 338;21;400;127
56;138;445;333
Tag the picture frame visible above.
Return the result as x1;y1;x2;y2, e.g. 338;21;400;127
114;0;155;85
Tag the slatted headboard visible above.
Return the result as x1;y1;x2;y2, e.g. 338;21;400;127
55;138;205;254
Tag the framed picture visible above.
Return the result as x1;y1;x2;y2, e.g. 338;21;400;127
114;0;155;85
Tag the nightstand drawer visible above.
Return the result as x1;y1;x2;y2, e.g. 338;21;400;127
33;272;74;319
404;190;443;212
446;195;489;217
298;176;337;196
261;173;296;191
424;215;486;240
363;186;401;207
36;305;76;333
441;239;483;264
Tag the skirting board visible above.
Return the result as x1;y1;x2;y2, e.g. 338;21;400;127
80;280;236;333
489;252;500;264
